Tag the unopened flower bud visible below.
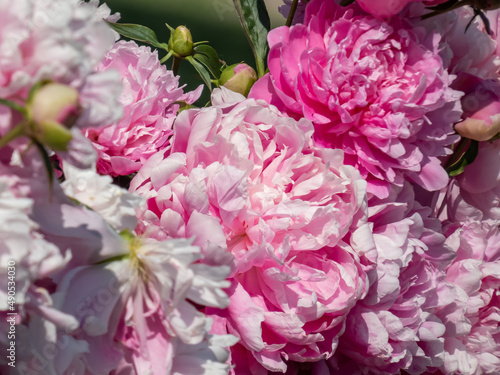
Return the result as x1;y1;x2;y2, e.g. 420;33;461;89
456;79;500;141
455;117;500;142
29;83;79;150
36;120;73;151
219;63;257;97
168;26;193;57
31;83;80;127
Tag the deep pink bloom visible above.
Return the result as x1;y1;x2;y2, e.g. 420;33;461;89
249;0;461;199
131;89;372;373
86;41;202;176
355;0;416;18
354;0;453;18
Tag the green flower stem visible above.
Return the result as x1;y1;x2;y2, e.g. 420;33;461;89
286;0;300;27
0;123;25;149
172;56;182;76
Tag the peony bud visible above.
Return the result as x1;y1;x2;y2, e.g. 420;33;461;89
36;120;73;151
218;63;257;97
30;83;80;127
29;83;79;150
456;80;500;141
168;26;193;57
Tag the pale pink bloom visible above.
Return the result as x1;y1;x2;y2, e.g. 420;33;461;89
249;0;461;199
0;0;122;168
131;89;372;372
86;40;203;176
4;148;129;270
0;0;117;91
416;5;500;86
434;221;500;375
57;237;234;375
0;163;94;375
337;182;457;374
443;140;500;222
61;163;143;232
0;0;120;112
487;9;500;59
0;175;63;310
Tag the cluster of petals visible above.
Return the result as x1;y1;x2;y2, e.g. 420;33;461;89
86;40;203;176
416;5;500;95
0;167;65;316
417;5;500;141
434;220;500;375
0;152;126;374
250;0;462;199
57;235;234;375
354;0;449;18
0;0;121;128
335;183;457;374
441;139;500;223
61;162;143;232
131;89;372;373
0;147;236;375
0;0;122;169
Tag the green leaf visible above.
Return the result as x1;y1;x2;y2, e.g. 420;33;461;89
446;139;479;177
186;55;212;90
193;45;223;79
105;21;168;50
233;0;270;78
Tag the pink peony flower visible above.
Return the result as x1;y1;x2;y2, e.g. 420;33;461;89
0;0;121;126
86;40;203;177
0;157;112;375
434;220;500;375
442;140;500;222
57;236;234;375
417;5;500;88
249;0;462;199
131;89;372;373
355;0;416;18
0;0;122;169
336;182;457;374
355;0;450;18
61;162;143;232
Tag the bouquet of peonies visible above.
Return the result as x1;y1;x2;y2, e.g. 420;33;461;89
0;0;499;374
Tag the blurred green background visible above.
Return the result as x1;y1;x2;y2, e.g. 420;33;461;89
104;0;285;103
